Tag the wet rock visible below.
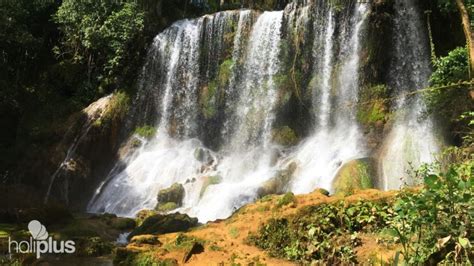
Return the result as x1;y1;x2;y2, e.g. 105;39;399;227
332;158;375;196
128;213;198;240
156;183;185;210
257;162;297;197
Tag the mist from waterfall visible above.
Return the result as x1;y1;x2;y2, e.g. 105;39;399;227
379;0;442;190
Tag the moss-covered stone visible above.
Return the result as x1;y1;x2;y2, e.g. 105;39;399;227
135;209;158;226
271;126;298;146
199;81;218;119
128;213;198;240
156;202;178;212
156;183;185;209
134;125;156;138
356;85;390;126
332;158;375;196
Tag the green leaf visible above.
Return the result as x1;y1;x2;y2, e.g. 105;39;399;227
424;174;439;189
458;237;471;248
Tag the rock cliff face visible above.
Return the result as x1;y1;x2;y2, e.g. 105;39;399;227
41;93;130;210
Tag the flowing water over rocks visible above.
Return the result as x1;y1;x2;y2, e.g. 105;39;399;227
378;0;442;190
86;0;443;222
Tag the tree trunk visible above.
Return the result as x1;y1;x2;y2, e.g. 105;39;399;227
455;0;474;78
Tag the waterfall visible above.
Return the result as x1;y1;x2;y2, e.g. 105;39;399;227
87;9;287;221
378;0;442;190
289;3;369;193
85;0;442;222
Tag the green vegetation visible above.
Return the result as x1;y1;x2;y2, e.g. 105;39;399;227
54;1;145;93
156;202;178;212
249;200;389;263
218;59;234;86
229;226;240;239
200;81;218;119
425;47;473;144
357;84;390;128
134;125;156;138
388;147;473;264
0;0;207;183
276;192;296;208
249;147;474;264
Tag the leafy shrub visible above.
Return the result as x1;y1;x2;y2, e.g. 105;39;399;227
425;47;473;143
388;155;474;264
249;200;391;263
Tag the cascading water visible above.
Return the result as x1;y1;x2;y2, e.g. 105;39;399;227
88;9;288;222
289;2;369;193
85;0;442;222
379;0;442;190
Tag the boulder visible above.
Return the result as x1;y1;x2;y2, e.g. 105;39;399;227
156;183;185;210
257;162;297;197
128;213;198;240
135;209;157;226
332;158;375;196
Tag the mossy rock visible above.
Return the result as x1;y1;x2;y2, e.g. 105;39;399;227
332;158;375;196
134;125;156;138
135;209;158;226
272;126;298;146
156;202;178;213
156;183;185;209
199;175;222;198
356;85;390;128
199;82;218;119
128;213;198;240
257;162;297;197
